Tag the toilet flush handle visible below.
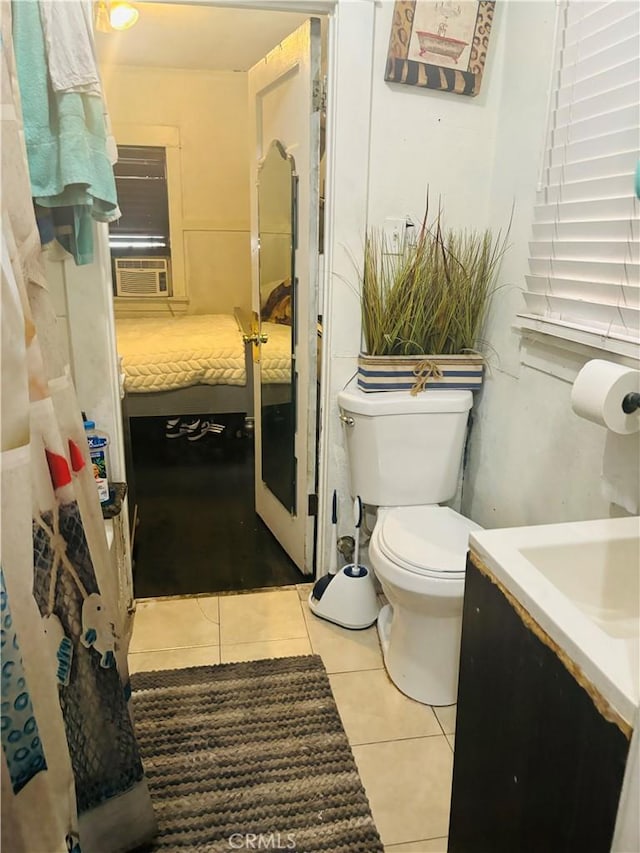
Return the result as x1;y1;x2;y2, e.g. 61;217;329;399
339;413;354;427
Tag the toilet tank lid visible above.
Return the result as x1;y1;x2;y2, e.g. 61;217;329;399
337;387;473;416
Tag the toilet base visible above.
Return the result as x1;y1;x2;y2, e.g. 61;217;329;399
377;602;392;654
376;601;462;707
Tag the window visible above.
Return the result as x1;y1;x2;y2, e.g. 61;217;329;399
519;1;640;357
109;145;171;258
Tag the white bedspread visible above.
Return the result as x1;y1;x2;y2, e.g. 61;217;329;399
116;314;291;393
116;315;245;393
260;321;293;386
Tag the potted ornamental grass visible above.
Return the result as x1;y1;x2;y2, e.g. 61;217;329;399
358;204;510;393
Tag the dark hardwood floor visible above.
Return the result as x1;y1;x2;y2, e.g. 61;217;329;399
129;415;305;598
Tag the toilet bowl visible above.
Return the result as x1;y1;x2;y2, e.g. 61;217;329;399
369;505;482;706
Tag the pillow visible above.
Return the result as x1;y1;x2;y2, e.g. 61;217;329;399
260;277;287;309
261;278;292;325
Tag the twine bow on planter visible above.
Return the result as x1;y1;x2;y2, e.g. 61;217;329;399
410;359;443;396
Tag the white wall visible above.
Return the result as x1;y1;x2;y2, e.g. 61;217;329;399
462;0;638;527
367;0;505;231
101;65;252;315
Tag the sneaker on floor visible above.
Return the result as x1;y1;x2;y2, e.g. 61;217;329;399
186;420;226;441
165;417;200;439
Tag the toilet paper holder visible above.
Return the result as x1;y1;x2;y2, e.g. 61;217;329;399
572;360;640;434
622;392;640;414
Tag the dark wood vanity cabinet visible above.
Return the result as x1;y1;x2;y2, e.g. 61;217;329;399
448;554;631;853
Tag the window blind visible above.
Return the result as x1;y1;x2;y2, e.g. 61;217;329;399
109;146;171;256
520;0;640;350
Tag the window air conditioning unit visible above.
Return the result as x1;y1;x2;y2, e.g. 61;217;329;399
115;258;171;297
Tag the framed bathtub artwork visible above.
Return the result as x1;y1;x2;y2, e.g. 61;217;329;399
385;0;496;97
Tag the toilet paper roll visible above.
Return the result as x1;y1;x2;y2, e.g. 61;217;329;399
571;360;640;435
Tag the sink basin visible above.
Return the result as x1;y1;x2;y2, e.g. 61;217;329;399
469;516;640;725
520;538;639;640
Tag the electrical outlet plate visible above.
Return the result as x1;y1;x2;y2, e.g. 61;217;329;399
383;217;407;254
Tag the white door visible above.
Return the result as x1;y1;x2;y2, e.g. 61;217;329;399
248;19;321;575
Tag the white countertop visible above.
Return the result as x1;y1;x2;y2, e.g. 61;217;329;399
470;516;640;726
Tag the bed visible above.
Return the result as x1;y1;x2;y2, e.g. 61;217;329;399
115;311;292;419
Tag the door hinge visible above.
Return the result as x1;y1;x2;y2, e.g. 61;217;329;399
312;75;327;113
308;494;318;516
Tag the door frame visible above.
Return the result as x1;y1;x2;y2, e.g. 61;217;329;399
101;0;375;580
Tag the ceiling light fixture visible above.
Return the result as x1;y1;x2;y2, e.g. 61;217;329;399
109;1;139;30
95;1;139;33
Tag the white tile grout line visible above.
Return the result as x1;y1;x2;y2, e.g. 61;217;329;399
386;836;448;850
433;715;449;739
136;586;304;605
130;644;221;654
328;666;386;674
194;596;220;626
299;598;312;642
348;732;454;748
130;636;312;654
217;635;311;646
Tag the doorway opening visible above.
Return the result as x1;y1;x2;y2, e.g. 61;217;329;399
97;3;327;598
128;415;301;597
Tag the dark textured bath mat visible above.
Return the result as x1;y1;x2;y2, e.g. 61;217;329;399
131;655;384;852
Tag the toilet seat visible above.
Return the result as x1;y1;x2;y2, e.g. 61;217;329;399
375;505;481;579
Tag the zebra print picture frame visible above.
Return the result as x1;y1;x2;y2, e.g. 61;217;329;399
385;0;496;97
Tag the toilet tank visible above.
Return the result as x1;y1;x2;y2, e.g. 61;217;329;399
337;386;473;506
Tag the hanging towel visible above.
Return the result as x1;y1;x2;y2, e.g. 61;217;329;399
39;0;101;96
39;0;118;165
11;0;119;264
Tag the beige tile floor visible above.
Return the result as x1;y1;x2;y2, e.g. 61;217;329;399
129;584;455;853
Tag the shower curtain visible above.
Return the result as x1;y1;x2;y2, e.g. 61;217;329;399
1;8;157;852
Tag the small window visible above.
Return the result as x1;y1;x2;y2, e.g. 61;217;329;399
109;145;171;258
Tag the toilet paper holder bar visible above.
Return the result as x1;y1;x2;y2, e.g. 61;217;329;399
622;392;640;414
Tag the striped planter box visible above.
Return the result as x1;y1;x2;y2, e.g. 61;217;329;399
357;353;484;393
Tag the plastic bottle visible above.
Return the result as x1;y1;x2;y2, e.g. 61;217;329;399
84;420;111;504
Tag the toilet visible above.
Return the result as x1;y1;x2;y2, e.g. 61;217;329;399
337;383;482;706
